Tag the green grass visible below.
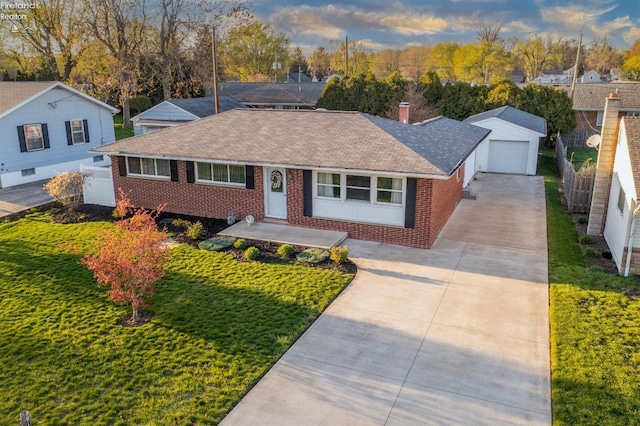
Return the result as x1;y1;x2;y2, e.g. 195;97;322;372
0;212;353;425
541;150;640;425
567;147;597;170
113;115;134;140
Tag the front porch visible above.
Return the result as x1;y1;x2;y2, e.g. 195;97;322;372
218;221;348;250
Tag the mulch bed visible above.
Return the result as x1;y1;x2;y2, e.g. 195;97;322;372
572;213;619;274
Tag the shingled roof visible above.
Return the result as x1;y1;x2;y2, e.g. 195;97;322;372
464;106;547;135
92;109;490;178
167;96;246;118
220;83;325;107
0;81;118;118
570;82;640;110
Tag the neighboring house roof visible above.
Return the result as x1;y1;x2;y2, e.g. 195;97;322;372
571;82;640;110
285;72;313;83
92;109;490;178
220;83;325;107
463;106;547;135
132;96;245;122
0;81;118;119
623;117;640;195
167;96;246;118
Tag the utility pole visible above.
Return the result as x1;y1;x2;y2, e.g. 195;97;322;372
345;35;349;77
570;32;582;100
211;25;220;114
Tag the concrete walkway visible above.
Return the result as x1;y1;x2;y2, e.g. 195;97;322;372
219;221;348;250
221;174;550;425
0;180;53;218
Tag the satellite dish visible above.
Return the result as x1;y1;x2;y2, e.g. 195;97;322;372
586;134;601;149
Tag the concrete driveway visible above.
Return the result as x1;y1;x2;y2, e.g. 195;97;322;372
222;173;550;425
0;180;53;218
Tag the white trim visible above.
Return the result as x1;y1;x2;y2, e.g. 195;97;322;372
264;167;287;219
194;161;246;186
126;156;171;179
131;100;200;122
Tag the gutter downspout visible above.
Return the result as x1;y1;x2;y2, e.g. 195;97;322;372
624;201;640;277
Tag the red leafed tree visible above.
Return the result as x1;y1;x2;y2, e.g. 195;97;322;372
82;192;169;324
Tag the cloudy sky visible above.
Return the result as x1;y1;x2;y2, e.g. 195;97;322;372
252;0;640;53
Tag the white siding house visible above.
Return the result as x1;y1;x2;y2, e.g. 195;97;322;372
0;82;118;188
603;117;640;274
464;106;547;176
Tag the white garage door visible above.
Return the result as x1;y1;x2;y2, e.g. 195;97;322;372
488;140;529;174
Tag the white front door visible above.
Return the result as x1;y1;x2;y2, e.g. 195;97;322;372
265;167;287;219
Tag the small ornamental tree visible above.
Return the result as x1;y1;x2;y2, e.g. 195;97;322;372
44;171;90;210
82;193;169;324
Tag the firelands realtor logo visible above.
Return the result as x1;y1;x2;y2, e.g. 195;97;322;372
1;2;40;32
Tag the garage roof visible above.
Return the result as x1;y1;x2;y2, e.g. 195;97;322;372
464;106;547;136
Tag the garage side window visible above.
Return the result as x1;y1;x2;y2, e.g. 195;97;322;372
617;187;625;213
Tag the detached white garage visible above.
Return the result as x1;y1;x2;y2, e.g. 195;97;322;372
464;106;547;177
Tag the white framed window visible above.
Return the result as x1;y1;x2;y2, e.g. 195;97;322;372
127;157;170;178
70;120;87;144
315;172;404;205
24;124;44;151
376;177;403;204
196;162;245;185
317;172;341;198
627;111;640;117
617;186;625;213
596;111;604;126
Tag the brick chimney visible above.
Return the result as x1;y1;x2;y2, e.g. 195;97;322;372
399;102;410;124
587;93;621;235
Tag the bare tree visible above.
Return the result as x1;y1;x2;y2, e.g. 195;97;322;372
10;0;88;81
85;0;149;128
475;21;503;45
586;37;623;75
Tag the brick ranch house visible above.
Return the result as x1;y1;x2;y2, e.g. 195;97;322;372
91;109;490;249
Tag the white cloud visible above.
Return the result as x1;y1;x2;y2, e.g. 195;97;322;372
540;5;615;28
624;26;640;44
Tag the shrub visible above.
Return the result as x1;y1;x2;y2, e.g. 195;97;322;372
186;221;204;240
577;216;588;224
579;234;594;244
296;248;330;264
129;95;152;114
171;218;192;229
44;171;90;210
330;245;349;263
584;247;599;258
277;243;295;258
198;236;236;251
233;238;248;249
244;246;259;260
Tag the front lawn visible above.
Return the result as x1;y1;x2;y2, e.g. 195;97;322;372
542;150;640;425
0;212;353;425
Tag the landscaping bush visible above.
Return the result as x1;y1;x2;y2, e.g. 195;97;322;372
172;218;192;229
277;243;295;258
296;248;330;264
44;171;90;210
576;216;588;224
579;234;594;244
244;246;259;260
198;236;236;251
584;247;599;258
233;238;248;249
186;221;204;240
330;245;349;263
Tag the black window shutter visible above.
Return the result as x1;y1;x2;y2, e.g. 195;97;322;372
42;124;50;149
303;170;313;217
170;160;179;182
405;178;417;229
83;119;90;142
17;126;27;152
186;161;195;183
118;156;127;176
65;121;73;145
245;165;255;189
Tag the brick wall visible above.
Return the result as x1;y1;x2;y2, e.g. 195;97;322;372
111;157;265;220
286;168;462;249
575;111;599;131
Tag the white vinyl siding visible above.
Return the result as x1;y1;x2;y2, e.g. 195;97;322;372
313;171;405;226
127;157;171;178
196;162;245;185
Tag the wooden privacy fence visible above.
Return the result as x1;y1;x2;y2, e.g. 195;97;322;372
556;137;596;213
